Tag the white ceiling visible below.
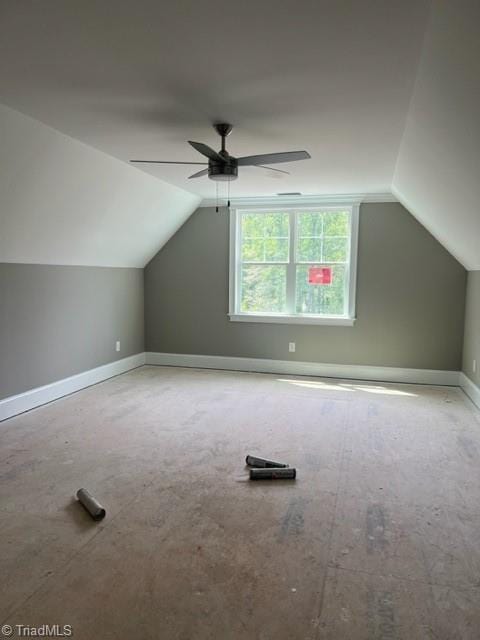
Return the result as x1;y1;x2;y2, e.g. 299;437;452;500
0;0;430;200
1;1;478;270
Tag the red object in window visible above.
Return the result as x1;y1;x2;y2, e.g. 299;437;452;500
308;266;332;285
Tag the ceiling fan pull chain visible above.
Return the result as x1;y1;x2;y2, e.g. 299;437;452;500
216;181;219;213
227;178;231;210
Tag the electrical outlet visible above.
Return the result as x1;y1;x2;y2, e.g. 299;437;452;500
289;342;296;353
473;359;477;374
115;340;121;352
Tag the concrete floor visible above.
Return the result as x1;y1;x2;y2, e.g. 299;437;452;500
1;366;480;639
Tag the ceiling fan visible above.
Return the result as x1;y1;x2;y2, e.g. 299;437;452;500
130;123;311;181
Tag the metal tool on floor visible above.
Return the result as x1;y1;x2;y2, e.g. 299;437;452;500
250;468;296;480
245;454;289;468
76;488;106;521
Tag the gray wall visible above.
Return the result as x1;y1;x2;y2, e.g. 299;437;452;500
145;203;466;371
462;271;480;385
0;264;144;399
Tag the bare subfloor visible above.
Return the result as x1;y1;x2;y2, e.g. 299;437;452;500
1;366;480;639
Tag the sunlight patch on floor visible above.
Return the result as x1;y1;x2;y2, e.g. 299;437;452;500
276;378;417;397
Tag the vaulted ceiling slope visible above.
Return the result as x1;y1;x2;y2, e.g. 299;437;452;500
393;0;480;270
0;1;478;270
0;104;200;267
0;0;429;199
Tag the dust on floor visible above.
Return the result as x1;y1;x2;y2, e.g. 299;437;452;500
1;366;479;639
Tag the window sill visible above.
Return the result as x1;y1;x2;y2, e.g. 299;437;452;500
228;313;356;326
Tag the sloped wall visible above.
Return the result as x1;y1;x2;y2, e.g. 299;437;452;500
0;104;200;399
145;203;466;371
0;103;200;267
393;0;480;270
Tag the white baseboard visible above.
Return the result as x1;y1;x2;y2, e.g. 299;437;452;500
459;372;480;410
0;352;466;423
0;353;146;422
145;352;460;386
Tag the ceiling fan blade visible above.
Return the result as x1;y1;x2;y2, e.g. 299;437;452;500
188;141;223;161
188;168;209;179
130;160;208;165
236;150;311;166
257;165;290;175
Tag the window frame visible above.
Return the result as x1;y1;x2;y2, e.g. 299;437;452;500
228;201;359;326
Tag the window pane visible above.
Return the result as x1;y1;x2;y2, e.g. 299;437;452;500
242;213;265;238
237;207;352;317
241;212;289;263
241;265;287;313
295;264;346;315
242;238;265;262
264;212;289;237
297;236;322;262
297;212;323;236
323;211;349;236
264;237;289;262
323;237;348;263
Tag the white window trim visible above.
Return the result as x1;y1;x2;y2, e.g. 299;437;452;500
228;200;359;326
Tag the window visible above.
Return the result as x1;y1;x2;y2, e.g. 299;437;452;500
229;203;358;325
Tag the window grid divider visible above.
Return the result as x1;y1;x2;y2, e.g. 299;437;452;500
286;212;296;314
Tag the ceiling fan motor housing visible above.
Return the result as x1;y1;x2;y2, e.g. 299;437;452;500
208;158;238;181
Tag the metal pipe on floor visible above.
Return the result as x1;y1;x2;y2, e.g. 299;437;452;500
245;455;289;468
249;468;296;480
76;488;106;520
